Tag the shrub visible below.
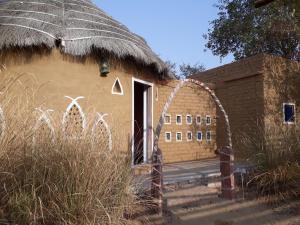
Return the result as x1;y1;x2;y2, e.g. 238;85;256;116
0;140;138;224
240;124;300;200
0;78;139;225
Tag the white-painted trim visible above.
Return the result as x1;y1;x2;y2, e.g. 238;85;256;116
92;113;112;151
131;78;154;166
196;115;201;125
165;131;172;142
111;77;124;96
151;83;154;161
176;132;182;142
186;131;193;142
131;79;134;165
176;114;182;125
206;115;212;126
186;114;192;125
132;77;154;86
143;89;148;162
62;96;86;138
164;114;171;125
206;131;212;142
196;131;203;142
283;103;296;125
33;108;55;146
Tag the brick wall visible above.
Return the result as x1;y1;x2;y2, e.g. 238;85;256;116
263;55;300;127
191;54;300;157
263;55;300;148
155;80;217;163
191;55;265;156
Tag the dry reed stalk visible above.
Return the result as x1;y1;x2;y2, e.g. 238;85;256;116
0;76;143;225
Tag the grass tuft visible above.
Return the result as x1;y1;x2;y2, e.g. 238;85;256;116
240;124;300;201
0;77;141;225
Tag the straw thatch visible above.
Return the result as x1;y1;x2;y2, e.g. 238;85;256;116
0;0;171;77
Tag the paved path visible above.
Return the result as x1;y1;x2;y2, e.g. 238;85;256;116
142;161;299;225
160;185;300;225
163;158;220;186
134;157;254;192
134;158;221;192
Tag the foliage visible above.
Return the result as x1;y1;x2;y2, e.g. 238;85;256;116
179;63;206;78
205;0;300;60
165;61;205;79
165;60;177;77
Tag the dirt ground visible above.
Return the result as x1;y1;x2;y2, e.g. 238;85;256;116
144;185;300;225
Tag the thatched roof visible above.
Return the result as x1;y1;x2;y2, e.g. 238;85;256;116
0;0;171;77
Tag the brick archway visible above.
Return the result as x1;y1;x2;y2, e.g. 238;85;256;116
151;79;235;212
154;79;232;149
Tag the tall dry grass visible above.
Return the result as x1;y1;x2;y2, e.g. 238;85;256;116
0;76;140;225
239;123;300;201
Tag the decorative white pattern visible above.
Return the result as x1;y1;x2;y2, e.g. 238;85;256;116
186;131;193;141
186;114;192;125
0;64;7;73
164;114;171;124
111;77;124;95
153;79;232;154
176;132;182;142
206;115;212;125
33;108;55;145
176;114;182;125
196;115;201;125
62;96;86;139
92;113;112;151
165;132;171;142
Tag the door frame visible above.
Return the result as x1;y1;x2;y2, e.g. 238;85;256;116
132;77;154;166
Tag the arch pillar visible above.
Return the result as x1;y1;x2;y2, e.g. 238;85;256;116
151;79;235;212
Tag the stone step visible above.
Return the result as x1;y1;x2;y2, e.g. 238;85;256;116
164;172;221;191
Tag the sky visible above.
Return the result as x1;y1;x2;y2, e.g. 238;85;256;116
94;0;234;70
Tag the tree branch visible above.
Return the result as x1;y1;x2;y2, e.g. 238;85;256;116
254;0;275;8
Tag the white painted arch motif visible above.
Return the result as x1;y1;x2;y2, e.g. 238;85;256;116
33;108;55;145
62;96;86;138
92;113;112;151
153;79;232;155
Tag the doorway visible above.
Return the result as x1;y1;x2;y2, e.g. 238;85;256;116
132;78;153;165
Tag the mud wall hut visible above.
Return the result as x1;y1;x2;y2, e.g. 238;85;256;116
0;0;217;165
